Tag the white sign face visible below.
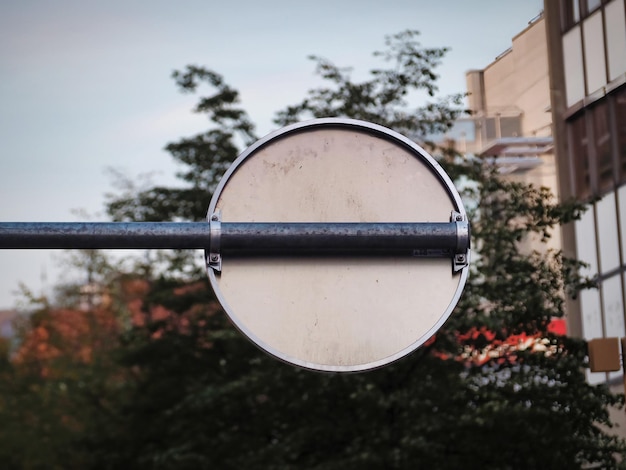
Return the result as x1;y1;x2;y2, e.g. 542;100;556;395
207;118;469;372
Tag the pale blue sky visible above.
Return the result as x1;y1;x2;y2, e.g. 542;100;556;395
0;0;543;308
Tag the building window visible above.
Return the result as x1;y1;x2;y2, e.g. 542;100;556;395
484;117;497;141
583;0;603;16
569;112;592;199
616;86;626;184
591;100;613;193
568;86;626;199
500;116;522;137
562;0;581;30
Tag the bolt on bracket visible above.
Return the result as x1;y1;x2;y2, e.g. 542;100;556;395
208;210;222;272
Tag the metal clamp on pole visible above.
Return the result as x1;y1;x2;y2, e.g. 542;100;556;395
208;211;222;272
452;210;470;272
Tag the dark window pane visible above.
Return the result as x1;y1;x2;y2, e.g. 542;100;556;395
569;112;591;198
485;117;497;141
591;100;613;193
616;87;626;185
500;116;522;137
561;0;580;30
583;0;602;16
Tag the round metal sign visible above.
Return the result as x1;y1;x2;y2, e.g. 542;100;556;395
206;118;469;372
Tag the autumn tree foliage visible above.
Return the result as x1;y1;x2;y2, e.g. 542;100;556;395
1;30;625;469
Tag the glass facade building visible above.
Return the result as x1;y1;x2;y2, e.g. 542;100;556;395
547;0;626;384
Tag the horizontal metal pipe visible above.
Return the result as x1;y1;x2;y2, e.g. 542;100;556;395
220;222;466;256
0;222;211;249
0;221;469;255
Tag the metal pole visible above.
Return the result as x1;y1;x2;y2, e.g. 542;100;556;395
0;222;210;250
0;221;469;256
220;222;466;256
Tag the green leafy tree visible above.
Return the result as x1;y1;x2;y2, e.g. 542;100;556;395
0;305;129;469
107;66;257;224
97;30;626;468
0;250;137;470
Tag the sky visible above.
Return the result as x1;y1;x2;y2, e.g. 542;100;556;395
0;0;544;309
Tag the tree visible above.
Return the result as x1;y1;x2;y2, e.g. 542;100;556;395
107;66;257;225
2;29;625;468
0;251;140;469
97;29;626;468
0;305;127;469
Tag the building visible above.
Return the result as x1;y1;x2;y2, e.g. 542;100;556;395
464;12;553;170
441;1;626;394
438;0;626;433
438;12;561;254
467;12;561;253
544;0;626;387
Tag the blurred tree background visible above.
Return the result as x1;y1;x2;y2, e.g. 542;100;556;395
1;30;626;469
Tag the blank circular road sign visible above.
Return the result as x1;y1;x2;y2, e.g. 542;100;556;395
206;118;469;372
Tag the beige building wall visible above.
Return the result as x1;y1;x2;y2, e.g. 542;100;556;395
461;14;560;252
466;16;552;138
511;23;553;138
